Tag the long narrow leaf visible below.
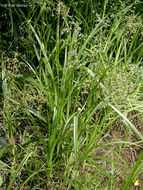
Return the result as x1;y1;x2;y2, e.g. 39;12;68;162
7;152;32;190
122;151;143;190
109;104;143;140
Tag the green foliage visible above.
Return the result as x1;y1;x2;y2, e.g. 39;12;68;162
0;176;3;187
0;0;143;189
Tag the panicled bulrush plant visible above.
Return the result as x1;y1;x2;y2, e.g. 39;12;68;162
1;1;143;189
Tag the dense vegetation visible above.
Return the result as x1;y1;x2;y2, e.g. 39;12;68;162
0;0;143;189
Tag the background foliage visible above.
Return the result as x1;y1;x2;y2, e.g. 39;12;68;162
0;0;143;189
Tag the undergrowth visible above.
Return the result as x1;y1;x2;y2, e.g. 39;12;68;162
0;0;143;189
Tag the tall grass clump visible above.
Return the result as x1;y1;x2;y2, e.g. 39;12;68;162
0;0;143;189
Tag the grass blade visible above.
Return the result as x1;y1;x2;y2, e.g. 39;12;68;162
7;152;32;190
109;104;143;140
29;24;54;80
122;151;143;190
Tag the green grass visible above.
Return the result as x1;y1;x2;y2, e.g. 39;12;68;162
0;1;143;189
